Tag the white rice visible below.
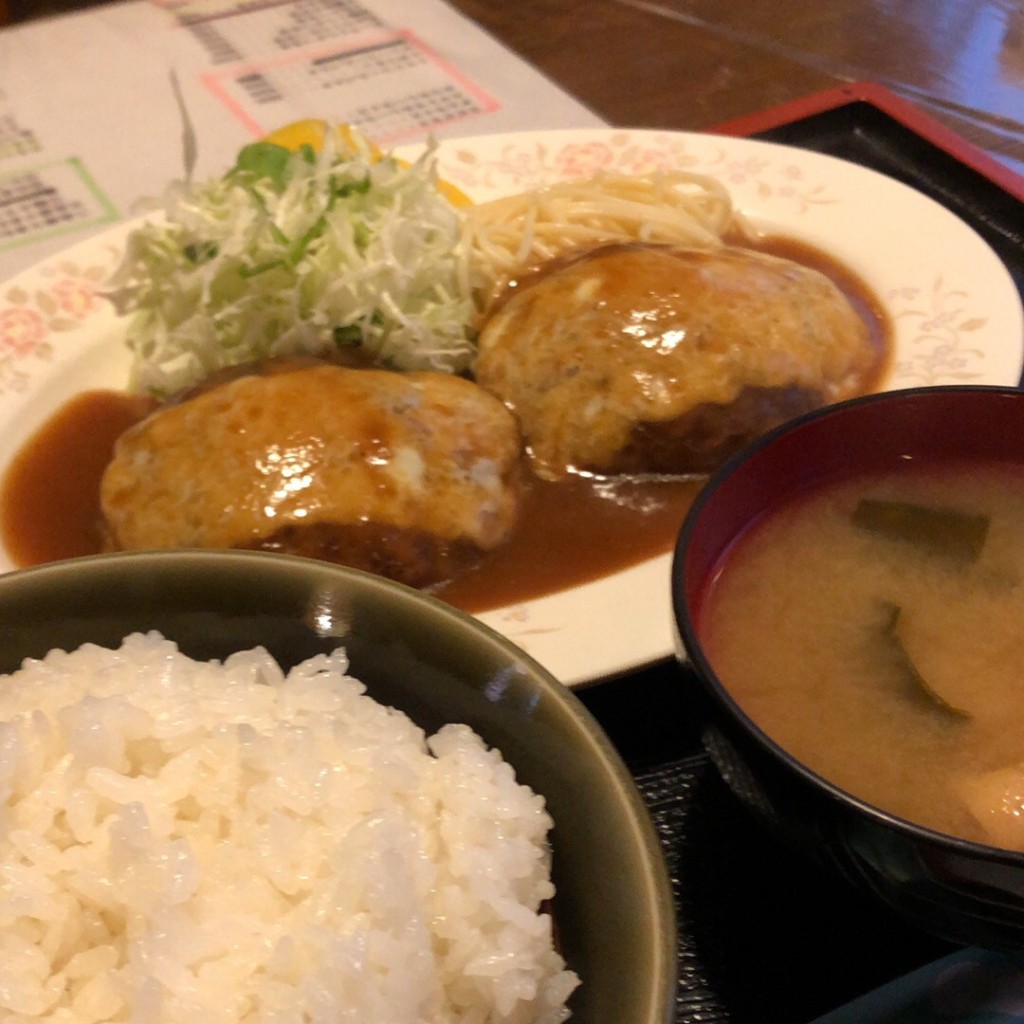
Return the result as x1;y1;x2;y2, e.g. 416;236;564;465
0;632;579;1024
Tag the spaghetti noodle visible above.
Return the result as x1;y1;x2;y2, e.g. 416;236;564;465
462;171;739;309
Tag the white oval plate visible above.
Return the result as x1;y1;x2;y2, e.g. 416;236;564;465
0;128;1021;687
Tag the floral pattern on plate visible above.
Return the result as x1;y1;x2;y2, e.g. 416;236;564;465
0;247;120;397
438;129;840;213
888;278;994;385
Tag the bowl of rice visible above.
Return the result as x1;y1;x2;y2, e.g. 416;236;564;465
0;549;675;1024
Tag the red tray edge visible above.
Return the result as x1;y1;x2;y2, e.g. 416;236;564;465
709;81;1024;204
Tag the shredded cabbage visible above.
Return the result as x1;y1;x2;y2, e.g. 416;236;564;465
108;136;476;397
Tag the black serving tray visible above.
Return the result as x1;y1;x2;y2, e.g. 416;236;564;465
578;661;956;1024
575;84;1024;1024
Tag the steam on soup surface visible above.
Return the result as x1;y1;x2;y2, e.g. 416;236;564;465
699;461;1024;851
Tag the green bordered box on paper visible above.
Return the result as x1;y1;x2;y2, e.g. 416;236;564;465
0;157;119;253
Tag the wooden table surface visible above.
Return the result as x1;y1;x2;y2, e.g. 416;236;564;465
447;0;1024;178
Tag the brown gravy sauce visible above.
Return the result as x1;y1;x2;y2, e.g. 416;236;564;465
0;236;890;614
1;390;156;565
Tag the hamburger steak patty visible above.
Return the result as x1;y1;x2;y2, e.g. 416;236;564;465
474;243;879;478
100;364;524;588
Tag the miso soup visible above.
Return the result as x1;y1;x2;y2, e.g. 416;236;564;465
699;460;1024;850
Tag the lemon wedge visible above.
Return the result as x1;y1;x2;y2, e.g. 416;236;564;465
260;119;472;207
262;119;382;159
419;167;473;208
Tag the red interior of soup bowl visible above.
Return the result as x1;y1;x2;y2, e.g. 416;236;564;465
679;385;1024;633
